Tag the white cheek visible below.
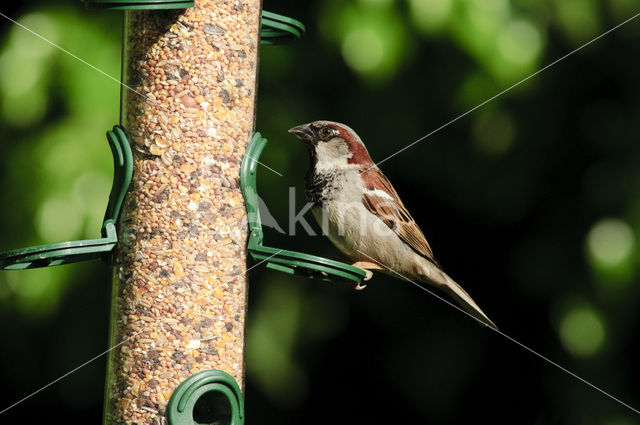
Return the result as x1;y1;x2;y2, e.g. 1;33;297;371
314;138;355;171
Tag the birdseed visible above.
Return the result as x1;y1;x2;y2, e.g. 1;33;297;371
103;2;260;424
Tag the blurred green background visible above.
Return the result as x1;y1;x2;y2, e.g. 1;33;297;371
0;0;639;423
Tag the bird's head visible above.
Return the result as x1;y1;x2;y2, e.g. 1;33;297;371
288;120;374;169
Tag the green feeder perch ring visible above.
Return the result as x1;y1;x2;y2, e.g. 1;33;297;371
0;125;133;270
167;369;244;425
240;133;367;285
260;11;305;45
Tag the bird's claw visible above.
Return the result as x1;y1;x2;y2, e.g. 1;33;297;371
350;261;378;290
353;282;367;290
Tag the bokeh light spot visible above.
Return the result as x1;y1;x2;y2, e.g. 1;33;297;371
37;198;82;242
468;0;510;30
358;0;394;5
341;28;384;72
1;89;46;126
497;19;542;65
0;12;59;127
16;13;60;59
586;218;634;267
559;304;606;357
0;54;41;97
73;172;111;237
556;0;600;42
472;0;509;14
6;267;51;298
409;0;452;31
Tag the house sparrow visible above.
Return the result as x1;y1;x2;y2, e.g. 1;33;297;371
289;120;497;330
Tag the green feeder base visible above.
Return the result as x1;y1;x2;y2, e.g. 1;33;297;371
240;133;367;285
0;125;133;270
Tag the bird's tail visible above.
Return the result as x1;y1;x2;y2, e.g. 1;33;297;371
421;268;498;330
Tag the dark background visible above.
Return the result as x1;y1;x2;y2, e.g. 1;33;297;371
0;0;639;424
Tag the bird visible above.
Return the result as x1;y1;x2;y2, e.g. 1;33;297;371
288;120;497;330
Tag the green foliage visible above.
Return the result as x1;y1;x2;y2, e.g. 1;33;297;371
0;5;119;317
320;0;410;81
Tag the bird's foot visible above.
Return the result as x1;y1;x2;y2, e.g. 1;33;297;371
350;261;383;290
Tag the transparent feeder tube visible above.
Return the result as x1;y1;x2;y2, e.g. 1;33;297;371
104;2;260;423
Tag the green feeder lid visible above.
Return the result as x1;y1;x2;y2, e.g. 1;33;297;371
167;369;244;425
0;125;133;270
83;4;304;43
86;0;194;10
240;133;367;284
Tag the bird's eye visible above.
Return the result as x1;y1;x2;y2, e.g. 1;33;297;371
319;127;334;139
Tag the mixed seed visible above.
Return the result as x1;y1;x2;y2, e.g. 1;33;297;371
104;1;260;423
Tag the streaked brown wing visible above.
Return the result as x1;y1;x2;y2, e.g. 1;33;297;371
361;169;437;264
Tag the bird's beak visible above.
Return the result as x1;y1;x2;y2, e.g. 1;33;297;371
288;124;314;141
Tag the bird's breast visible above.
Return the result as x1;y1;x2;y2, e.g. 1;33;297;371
305;170;344;206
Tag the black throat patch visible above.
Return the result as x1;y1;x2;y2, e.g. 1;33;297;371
305;169;338;206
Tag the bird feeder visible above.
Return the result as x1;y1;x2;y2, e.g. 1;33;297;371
0;1;364;424
103;3;261;423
